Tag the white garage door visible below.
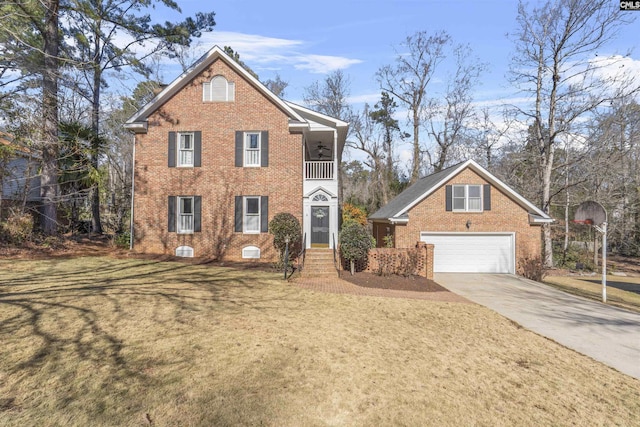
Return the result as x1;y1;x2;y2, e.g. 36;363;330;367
420;232;515;274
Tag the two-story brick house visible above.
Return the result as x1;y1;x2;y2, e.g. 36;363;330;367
125;46;347;261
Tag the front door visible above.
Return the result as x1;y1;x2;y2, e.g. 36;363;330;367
311;206;330;247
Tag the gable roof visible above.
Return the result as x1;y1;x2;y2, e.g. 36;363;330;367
285;101;349;146
124;45;307;132
369;159;553;223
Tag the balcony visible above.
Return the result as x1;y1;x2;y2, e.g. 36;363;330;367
305;161;334;180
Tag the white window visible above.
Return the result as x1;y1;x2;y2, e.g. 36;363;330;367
244;132;261;167
312;193;329;202
178;197;194;233
176;246;194;257
203;75;235;102
178;132;194;167
453;185;482;212
242;246;261;259
244;196;260;233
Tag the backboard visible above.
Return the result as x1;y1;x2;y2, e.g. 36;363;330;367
574;200;607;226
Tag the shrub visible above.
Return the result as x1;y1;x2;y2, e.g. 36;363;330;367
268;213;302;264
342;203;368;226
112;232;131;249
376;251;394;277
340;221;374;275
397;250;419;277
382;234;394;248
0;210;34;244
555;242;595;271
519;256;547;282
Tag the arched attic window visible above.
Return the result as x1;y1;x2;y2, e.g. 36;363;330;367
203;75;235;102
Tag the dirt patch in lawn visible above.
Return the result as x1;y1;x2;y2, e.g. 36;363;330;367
341;271;448;292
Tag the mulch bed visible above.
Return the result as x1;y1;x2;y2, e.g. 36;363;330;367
341;271;448;292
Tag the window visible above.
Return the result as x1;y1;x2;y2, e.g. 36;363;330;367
243;196;260;233
235;131;268;168
178;197;194;233
452;185;482;212
178;132;194;167
244;132;260;167
203;75;235;102
168;196;201;233
235;196;268;233
312;193;329;202
168;132;200;168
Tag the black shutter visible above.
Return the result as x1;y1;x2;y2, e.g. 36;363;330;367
234;196;243;232
235;131;243;167
483;184;491;211
194;196;202;232
168;196;176;232
261;131;269;167
445;185;452;212
194;132;202;167
168;132;176;167
260;196;269;232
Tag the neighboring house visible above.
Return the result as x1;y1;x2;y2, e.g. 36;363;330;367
0;133;41;212
369;159;553;274
125;46;348;261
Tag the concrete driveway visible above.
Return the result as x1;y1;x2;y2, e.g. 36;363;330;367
435;273;640;381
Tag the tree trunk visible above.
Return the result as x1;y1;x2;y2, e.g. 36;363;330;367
350;259;354;275
563;163;570;265
40;0;60;235
90;38;103;234
410;110;420;183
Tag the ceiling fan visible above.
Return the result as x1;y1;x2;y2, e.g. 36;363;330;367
316;142;330;158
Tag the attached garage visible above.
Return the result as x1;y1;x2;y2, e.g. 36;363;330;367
420;232;515;274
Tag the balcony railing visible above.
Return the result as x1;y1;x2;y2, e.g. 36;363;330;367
305;161;334;180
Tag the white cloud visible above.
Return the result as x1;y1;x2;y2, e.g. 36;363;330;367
199;31;362;74
292;54;362;74
200;31;303;54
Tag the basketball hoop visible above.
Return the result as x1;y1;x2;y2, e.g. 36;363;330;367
574;201;608;303
572;219;593;226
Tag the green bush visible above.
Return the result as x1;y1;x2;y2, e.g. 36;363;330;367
268;213;302;264
340;220;374;275
555;242;595;271
112;232;131;249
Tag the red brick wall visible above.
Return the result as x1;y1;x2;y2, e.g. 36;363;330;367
364;242;434;280
391;168;542;272
133;58;303;261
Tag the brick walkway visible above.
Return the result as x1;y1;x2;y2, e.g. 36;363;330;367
293;275;470;303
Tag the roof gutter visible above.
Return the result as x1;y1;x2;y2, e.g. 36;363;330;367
529;213;555;225
124;122;148;133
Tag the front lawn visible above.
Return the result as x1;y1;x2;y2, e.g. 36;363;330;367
1;257;639;426
545;275;640;313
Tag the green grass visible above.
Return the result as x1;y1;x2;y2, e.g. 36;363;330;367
545;275;640;313
1;256;639;426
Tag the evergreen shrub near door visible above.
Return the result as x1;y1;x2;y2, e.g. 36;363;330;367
268;213;302;268
340;220;375;275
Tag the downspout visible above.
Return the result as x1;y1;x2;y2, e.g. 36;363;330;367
334;128;341;245
129;133;136;250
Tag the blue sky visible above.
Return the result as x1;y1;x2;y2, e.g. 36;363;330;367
137;0;640;163
153;0;639;104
